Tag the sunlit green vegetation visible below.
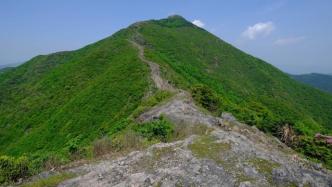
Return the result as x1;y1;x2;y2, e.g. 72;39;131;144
133;116;174;142
0;155;31;184
21;173;75;187
138;16;332;167
0;29;150;181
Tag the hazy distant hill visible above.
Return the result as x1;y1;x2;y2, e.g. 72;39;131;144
0;65;14;74
291;73;332;94
0;67;14;74
0;64;8;70
0;63;20;73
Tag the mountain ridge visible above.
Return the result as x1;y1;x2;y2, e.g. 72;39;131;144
27;33;332;186
1;15;332;185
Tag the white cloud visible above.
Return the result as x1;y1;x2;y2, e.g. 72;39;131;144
274;36;305;46
242;22;275;40
192;19;205;28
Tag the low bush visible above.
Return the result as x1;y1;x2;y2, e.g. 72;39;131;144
0;155;31;184
65;136;81;155
133;116;174;142
191;84;221;113
294;136;332;169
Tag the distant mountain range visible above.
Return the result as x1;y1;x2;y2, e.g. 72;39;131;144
0;63;20;69
0;67;13;74
291;73;332;94
0;66;13;74
0;64;8;70
0;63;22;74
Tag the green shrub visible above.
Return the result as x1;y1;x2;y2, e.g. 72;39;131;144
133;116;174;142
294;136;332;169
65;136;81;154
0;155;31;183
229;102;279;133
191;84;221;113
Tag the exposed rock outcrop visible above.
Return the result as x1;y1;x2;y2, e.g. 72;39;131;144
59;113;332;186
56;41;332;187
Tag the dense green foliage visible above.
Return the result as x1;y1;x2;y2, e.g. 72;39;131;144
291;73;332;94
133;116;174;142
0;29;150;168
0;155;30;183
191;84;221;113
294;136;332;169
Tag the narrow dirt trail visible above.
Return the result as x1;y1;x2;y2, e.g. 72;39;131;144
130;41;175;91
129;40;213;126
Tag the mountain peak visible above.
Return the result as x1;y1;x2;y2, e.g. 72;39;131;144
128;15;190;30
166;14;186;20
153;15;192;28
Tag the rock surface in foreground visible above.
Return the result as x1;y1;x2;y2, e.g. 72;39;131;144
58;113;332;187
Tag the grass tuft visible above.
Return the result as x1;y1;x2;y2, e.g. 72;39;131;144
21;173;75;187
188;135;231;164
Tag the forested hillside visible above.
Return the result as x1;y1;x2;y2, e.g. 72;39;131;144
0;29;150;159
137;16;332;134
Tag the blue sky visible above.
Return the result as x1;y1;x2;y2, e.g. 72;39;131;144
0;0;331;74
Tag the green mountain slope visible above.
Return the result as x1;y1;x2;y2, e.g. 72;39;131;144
0;30;150;157
291;73;332;94
136;16;332;134
1;15;332;173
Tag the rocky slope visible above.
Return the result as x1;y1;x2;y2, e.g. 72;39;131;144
57;113;332;186
46;39;332;187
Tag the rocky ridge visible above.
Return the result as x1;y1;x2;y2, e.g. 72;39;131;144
54;39;332;187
